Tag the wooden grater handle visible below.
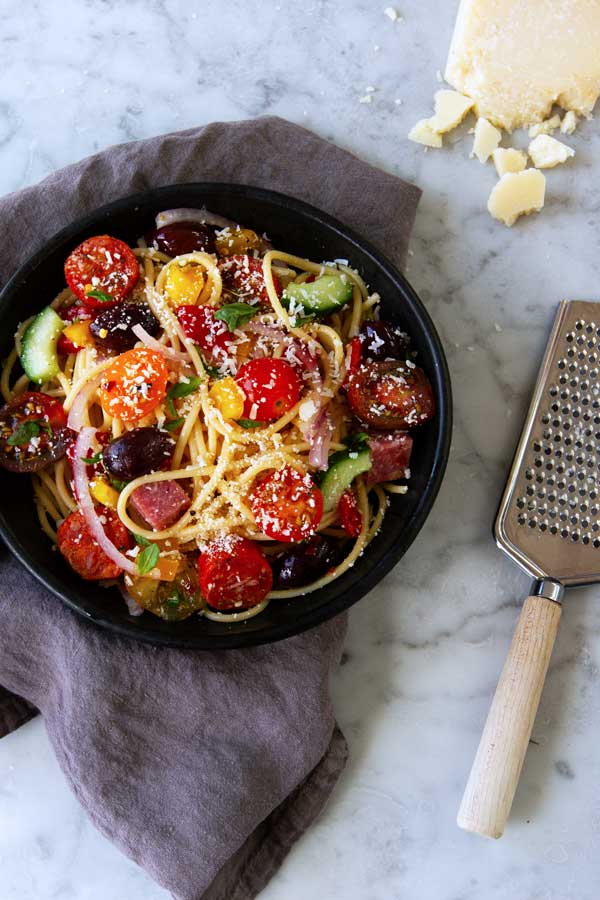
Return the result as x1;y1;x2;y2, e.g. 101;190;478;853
457;593;562;839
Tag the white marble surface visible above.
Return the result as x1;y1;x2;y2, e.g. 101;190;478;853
2;1;600;898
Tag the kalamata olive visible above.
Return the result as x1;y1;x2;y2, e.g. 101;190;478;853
102;427;175;481
271;535;341;589
347;360;435;430
358;320;410;362
90;303;160;353
146;222;216;256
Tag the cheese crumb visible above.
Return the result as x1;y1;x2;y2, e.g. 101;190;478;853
528;114;562;138
487;169;546;227
359;94;374;105
492;147;527;177
430;89;474;133
528;134;575;169
384;6;400;21
408;118;442;148
471;116;501;162
560;111;579;135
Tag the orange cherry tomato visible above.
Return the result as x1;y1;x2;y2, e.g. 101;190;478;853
98;348;168;423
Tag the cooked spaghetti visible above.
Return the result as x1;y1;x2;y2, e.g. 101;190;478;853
0;209;435;624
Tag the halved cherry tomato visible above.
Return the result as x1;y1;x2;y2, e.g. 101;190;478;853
175;305;232;361
0;391;72;473
197;535;272;611
218;255;280;305
57;509;132;581
337;489;362;538
64;235;139;309
235;358;302;422
249;465;323;542
98;348;168;423
347;360;435;430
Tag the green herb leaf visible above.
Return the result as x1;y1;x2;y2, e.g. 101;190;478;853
198;352;222;377
163;417;184;432
132;532;151;547
81;451;103;465
166;590;182;608
110;478;128;491
236;418;264;429
85;288;114;304
7;419;42;446
167;376;203;401
214;302;258;332
137;543;160;575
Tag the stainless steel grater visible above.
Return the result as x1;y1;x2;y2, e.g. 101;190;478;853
457;301;600;840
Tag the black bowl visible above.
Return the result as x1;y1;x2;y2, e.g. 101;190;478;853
0;184;451;648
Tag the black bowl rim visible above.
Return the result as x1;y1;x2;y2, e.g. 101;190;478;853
0;183;452;649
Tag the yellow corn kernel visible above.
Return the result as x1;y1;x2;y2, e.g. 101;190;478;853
165;264;205;306
89;477;120;509
209;376;245;420
215;227;260;257
63;320;94;348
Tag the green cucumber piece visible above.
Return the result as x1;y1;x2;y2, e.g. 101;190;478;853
20;306;64;384
282;274;353;318
319;446;371;512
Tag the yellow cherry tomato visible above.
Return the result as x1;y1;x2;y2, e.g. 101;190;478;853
215;227;260;257
209;376;245;420
165;264;205;306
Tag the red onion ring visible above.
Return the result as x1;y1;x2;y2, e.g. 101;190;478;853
67;376;101;432
132;324;189;363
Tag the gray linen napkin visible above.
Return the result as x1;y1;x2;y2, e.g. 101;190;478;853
0;116;420;899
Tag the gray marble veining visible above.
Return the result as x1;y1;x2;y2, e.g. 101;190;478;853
1;1;600;897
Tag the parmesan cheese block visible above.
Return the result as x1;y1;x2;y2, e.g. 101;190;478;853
492;147;527;177
488;169;546;227
408;119;442;148
430;89;474;133
528;134;575;168
445;0;600;131
471;117;501;163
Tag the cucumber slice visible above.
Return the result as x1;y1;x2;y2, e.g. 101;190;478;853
319;446;372;512
282;274;353;318
20;306;64;384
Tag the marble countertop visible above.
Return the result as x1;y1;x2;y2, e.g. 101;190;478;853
2;1;600;898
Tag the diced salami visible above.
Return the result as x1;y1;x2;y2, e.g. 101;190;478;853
130;480;191;530
366;431;413;485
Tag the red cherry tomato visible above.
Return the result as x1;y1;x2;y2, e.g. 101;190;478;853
347;360;435;430
249;465;323;542
98;348;168;423
218;255;280;305
197;535;273;611
337;489;362;538
235;358;302;422
64;235;139;308
57;509;133;581
175;305;233;362
342;336;363;388
0;391;71;473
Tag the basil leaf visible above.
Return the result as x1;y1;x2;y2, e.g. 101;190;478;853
110;478;128;491
236;418;264;429
85;288;114;304
132;532;151;547
81;451;103;465
163;417;184;432
137;543;160;575
7;419;42;446
167;376;203;400
214;302;258;332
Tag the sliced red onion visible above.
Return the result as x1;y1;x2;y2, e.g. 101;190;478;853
119;584;145;617
307;408;334;471
155;207;237;230
245;321;287;342
72;427;142;578
132;324;189;363
67;376;101;432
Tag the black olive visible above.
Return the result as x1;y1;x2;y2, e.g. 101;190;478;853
90;303;160;353
271;535;341;589
358;320;411;362
102;427;175;481
145;222;216;256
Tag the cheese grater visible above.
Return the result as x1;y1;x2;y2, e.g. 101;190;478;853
457;300;600;840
